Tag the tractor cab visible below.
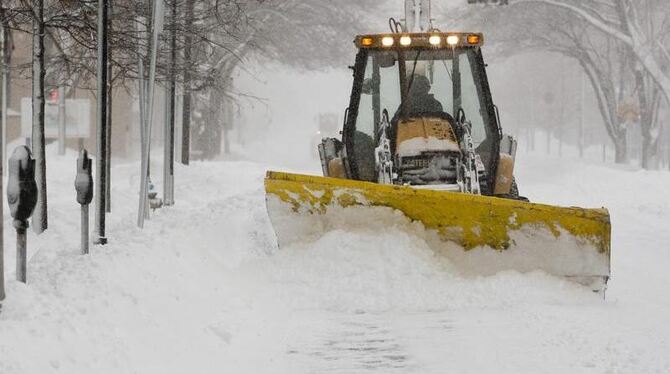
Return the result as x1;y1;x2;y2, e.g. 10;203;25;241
319;32;517;196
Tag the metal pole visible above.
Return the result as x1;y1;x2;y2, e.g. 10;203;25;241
15;222;27;283
0;153;3;299
137;16;146;156
105;0;113;213
579;70;585;158
105;86;112;213
136;14;150;221
529;76;535;152
58;86;66;155
94;0;109;244
165;0;176;205
163;88;172;205
0;6;6;302
138;0;163;227
81;205;89;254
1;57;6;177
1;14;8;178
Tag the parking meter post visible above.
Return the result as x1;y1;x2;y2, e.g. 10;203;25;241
75;149;93;254
81;204;89;255
14;220;27;283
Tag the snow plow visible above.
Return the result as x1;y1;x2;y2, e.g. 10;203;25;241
265;1;611;290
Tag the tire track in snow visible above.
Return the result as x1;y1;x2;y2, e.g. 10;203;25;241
285;312;418;373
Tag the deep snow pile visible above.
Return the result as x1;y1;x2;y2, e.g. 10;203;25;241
1;144;669;373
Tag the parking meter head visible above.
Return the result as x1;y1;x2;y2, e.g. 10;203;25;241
7;146;38;222
75;149;94;205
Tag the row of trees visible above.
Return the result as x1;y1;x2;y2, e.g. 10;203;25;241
458;0;670;169
2;0;385;151
0;0;384;302
0;0;384;228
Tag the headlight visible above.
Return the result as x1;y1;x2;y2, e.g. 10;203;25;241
381;36;394;47
446;35;459;46
429;35;442;46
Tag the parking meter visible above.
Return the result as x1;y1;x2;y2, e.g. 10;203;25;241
75;150;93;255
6;146;37;283
75;150;93;205
7;146;38;225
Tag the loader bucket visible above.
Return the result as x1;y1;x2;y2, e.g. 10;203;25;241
265;171;611;290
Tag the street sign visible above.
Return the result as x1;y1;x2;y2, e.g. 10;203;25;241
20;97;91;138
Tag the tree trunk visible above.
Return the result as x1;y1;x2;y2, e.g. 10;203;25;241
223;98;233;155
181;0;194;165
578;68;585;158
545;129;550;154
95;0;109;243
164;0;177;205
32;0;47;234
578;56;628;164
613;136;627;164
635;67;663;170
641;134;659;170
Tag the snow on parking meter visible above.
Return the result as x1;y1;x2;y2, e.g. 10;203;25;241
75;150;93;254
6;146;38;283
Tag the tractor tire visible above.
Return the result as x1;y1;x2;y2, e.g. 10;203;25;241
510;177;520;198
510;177;529;202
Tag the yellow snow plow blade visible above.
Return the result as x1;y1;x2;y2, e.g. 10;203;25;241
265;171;611;290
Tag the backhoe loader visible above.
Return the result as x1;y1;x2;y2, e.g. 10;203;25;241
265;0;611;291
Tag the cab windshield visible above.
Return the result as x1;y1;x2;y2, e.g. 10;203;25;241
351;47;495;182
357;48;491;144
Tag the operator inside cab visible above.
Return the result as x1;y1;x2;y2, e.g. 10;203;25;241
405;74;443;114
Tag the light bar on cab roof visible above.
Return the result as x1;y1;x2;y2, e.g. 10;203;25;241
355;32;484;49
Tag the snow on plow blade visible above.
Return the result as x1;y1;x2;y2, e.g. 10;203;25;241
265;171;611;290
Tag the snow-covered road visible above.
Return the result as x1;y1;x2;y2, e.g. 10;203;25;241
1;146;669;373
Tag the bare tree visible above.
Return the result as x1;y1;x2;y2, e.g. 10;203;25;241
186;0;386;159
2;0;386;166
506;0;670;168
464;0;669;165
